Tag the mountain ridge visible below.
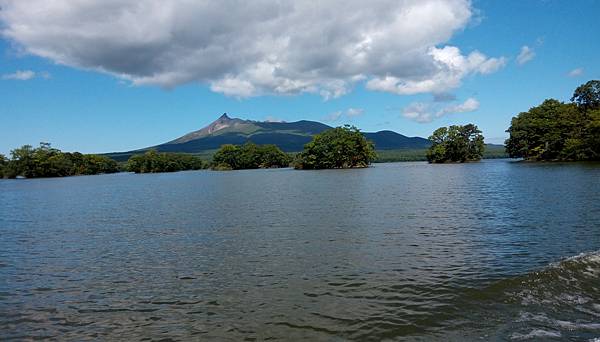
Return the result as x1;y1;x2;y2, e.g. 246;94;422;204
106;113;434;161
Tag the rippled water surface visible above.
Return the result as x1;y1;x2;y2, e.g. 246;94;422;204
1;160;600;341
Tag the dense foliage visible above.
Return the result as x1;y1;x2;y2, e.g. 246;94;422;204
0;143;119;178
426;124;485;163
294;125;376;169
506;80;600;161
126;150;205;173
211;143;291;170
0;154;6;178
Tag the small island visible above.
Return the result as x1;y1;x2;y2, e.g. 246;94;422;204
426;124;485;163
294;125;376;169
505;80;599;161
211;143;291;170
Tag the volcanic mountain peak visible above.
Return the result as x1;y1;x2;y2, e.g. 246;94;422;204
170;113;252;144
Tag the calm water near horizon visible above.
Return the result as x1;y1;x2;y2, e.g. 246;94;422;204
1;159;600;341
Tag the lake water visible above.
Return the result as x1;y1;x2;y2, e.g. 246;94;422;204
1;159;600;341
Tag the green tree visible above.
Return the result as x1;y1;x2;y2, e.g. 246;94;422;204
505;95;597;160
0;154;6;178
1;143;120;178
212;143;291;170
7;144;35;178
585;109;600;159
426;124;484;163
571;80;600;110
294;125;376;169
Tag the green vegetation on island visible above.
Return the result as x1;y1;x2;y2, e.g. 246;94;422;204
426;124;485;163
126;150;205;173
211;143;291;170
0;143;119;179
294;125;376;169
506;80;600;161
374;145;507;163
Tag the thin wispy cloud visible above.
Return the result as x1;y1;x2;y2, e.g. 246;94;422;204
1;70;51;81
402;98;480;123
346;108;364;117
0;0;505;98
516;46;535;65
567;68;584;77
325;108;365;122
2;70;36;80
264;116;285;123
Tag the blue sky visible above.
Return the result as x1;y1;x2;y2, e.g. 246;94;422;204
0;0;598;155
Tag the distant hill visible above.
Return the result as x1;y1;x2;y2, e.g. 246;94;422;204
106;113;433;161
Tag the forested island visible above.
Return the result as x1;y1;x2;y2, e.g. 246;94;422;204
506;80;599;161
294;125;376;169
426;124;484;163
0;143;118;178
211;143;291;170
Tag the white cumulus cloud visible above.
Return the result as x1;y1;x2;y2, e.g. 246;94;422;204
0;0;505;98
402;97;479;123
516;46;535;65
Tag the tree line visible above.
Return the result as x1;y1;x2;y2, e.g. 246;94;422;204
126;150;205;173
0;143;119;178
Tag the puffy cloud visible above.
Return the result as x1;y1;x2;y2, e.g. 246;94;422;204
440;97;479;114
2;70;36;80
0;0;504;98
567;68;584;77
402;102;434;123
325;108;365;122
516;46;535;65
402;97;479;123
365;47;506;95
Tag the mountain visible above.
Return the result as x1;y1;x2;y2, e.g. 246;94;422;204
106;113;432;161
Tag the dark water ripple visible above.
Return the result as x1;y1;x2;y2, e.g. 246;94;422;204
1;160;599;341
